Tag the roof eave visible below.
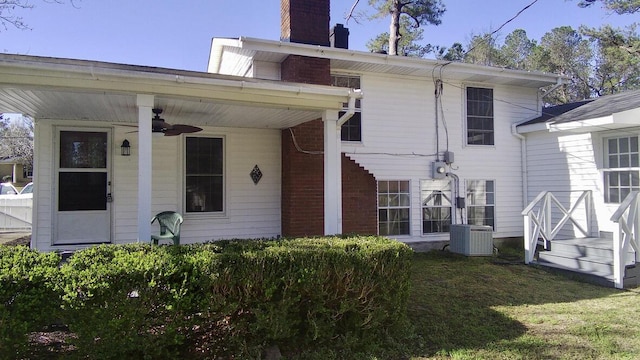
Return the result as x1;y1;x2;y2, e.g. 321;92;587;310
219;36;565;88
0;53;352;111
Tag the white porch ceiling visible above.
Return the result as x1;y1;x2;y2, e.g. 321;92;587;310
0;53;355;130
0;87;325;129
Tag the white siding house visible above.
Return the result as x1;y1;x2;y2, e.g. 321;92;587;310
210;37;563;244
0;23;566;251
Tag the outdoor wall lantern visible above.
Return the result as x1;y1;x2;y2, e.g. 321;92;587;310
121;139;131;156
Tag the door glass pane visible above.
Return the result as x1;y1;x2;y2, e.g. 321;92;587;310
59;172;107;211
60;131;107;169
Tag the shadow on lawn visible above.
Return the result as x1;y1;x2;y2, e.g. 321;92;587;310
406;249;620;358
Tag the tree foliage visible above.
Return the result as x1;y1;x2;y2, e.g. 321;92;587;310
582;24;640;95
0;114;33;167
499;29;537;70
366;17;435;56
531;26;594;103
0;0;79;32
464;33;502;66
438;23;640;104
577;0;640;14
364;0;445;56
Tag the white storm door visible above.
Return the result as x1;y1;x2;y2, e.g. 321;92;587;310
54;129;112;244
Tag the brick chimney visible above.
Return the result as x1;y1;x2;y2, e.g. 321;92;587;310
280;0;330;237
281;0;330;46
279;0;378;238
280;0;331;85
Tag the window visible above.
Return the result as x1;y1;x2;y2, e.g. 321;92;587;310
466;87;494;145
421;180;452;234
185;137;224;213
331;74;362;142
604;136;640;203
378;180;410;235
23;164;32;179
466;180;495;229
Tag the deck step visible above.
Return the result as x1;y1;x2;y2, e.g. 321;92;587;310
533;237;637;288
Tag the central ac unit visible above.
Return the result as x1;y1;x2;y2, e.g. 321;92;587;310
449;224;494;256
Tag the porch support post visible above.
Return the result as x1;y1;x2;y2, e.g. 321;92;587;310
11;163;17;183
136;94;154;242
323;110;342;235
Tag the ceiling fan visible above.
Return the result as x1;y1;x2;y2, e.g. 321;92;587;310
123;108;203;136
151;108;202;136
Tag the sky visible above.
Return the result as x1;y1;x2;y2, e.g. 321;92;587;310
0;0;637;72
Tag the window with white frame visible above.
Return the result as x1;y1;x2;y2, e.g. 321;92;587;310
466;180;495;229
378;180;410;235
421;179;452;234
604;135;640;203
331;74;362;142
23;164;33;179
185;137;224;213
466;87;494;145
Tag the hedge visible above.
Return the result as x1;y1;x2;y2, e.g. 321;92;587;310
0;246;62;358
0;236;413;359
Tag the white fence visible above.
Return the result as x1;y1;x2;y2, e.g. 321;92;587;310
0;194;32;231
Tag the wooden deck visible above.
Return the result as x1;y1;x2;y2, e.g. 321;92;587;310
533;237;639;289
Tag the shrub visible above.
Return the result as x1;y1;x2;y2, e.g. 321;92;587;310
1;236;413;359
0;246;61;358
202;236;414;357
59;244;214;360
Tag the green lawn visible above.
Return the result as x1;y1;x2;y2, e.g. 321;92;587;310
21;244;640;359
406;248;640;360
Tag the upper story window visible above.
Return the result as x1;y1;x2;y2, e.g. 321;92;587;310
185;137;224;213
331;74;362;142
604;135;639;203
466;87;494;146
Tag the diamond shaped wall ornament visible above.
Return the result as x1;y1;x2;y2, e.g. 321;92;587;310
250;165;263;185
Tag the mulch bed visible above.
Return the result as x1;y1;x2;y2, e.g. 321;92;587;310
2;235;31;247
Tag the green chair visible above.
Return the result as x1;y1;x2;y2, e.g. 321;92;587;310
151;211;183;245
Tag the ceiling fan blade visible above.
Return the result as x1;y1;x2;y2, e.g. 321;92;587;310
164;124;203;136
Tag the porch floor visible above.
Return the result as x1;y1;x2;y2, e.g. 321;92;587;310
532;237;639;289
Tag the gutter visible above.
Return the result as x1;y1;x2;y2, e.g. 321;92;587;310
0;54;353;108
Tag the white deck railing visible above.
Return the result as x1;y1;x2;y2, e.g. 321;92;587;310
522;191;593;264
610;191;640;289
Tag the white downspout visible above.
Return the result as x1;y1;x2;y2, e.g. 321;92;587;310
541;77;565;100
338;89;362;127
512;123;528;209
